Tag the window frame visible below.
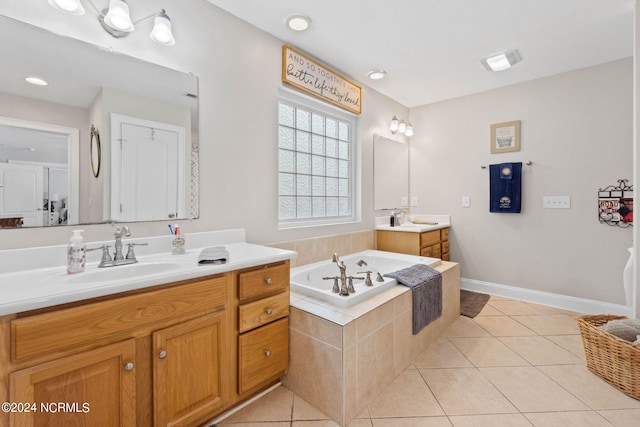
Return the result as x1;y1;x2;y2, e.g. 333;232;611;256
277;90;360;229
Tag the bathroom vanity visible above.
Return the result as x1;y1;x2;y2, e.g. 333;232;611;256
375;215;451;260
0;229;295;426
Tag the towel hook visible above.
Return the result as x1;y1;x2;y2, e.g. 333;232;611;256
481;161;532;169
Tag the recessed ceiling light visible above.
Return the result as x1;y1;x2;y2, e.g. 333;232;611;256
286;14;311;32
25;76;48;86
481;49;522;72
367;70;387;80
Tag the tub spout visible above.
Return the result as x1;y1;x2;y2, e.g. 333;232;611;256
332;253;349;296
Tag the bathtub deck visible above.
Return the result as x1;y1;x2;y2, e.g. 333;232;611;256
283;260;460;426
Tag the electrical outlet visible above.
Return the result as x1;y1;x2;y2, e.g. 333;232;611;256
462;196;470;208
543;196;571;209
401;196;408;207
411;196;418;207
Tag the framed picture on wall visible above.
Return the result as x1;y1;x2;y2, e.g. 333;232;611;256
490;120;521;153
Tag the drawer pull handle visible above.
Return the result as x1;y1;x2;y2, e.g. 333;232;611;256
265;277;273;285
124;362;134;372
158;350;167;360
264;349;271;357
265;308;273;315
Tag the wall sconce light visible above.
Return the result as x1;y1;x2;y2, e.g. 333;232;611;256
390;116;414;137
48;0;176;46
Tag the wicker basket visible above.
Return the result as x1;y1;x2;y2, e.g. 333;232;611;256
577;314;640;400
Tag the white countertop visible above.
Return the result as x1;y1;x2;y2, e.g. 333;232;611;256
375;214;451;233
0;229;296;316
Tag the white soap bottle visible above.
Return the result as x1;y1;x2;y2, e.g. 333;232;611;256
67;229;86;274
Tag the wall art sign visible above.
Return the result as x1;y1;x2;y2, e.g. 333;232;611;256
598;179;633;227
282;45;362;115
490;120;521;153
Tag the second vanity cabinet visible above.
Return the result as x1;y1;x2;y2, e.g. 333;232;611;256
377;227;450;261
233;262;290;397
1;260;291;427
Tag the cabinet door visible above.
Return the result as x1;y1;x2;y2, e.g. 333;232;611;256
153;312;229;427
9;339;136;427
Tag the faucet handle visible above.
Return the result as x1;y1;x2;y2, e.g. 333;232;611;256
125;242;148;260
87;244;112;266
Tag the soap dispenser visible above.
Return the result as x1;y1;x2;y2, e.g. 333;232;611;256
67;229;86;274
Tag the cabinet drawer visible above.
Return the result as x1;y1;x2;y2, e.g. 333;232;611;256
11;275;228;363
441;240;450;254
441;228;449;241
420;244;441;258
239;263;289;301
239;292;289;333
419;230;440;248
238;318;288;394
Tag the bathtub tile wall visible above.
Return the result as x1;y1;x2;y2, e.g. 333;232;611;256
268;230;376;268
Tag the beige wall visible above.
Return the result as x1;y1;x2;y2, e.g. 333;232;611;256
0;0;408;248
409;58;633;305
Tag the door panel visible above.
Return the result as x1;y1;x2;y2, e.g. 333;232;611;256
0;163;43;226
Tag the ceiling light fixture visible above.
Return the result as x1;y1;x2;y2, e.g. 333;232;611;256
48;0;176;46
481;49;522;72
367;70;387;80
25;76;49;86
286;14;311;32
390;116;414;137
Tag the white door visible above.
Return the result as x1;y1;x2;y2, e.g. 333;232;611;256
0;163;44;226
111;115;185;222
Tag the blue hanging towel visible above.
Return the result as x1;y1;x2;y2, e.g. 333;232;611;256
489;162;522;213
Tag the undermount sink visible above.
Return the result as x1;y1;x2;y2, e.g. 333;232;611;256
52;261;185;285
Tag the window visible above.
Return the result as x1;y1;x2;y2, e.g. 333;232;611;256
278;95;357;226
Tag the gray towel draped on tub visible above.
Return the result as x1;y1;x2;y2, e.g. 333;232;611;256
384;264;442;334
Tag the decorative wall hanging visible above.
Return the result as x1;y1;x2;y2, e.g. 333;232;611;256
598;179;633;227
490;120;521;154
282;45;362;115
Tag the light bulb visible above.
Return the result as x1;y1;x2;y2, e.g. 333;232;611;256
390;116;399;134
149;11;175;46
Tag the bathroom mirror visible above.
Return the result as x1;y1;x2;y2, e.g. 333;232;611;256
373;134;409;210
0;15;199;228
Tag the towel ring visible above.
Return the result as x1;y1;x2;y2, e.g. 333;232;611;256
481;161;532;169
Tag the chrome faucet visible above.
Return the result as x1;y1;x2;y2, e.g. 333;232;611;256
391;209;405;226
88;226;147;268
113;226;131;261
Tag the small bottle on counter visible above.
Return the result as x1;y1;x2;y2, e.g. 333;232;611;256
67;229;86;274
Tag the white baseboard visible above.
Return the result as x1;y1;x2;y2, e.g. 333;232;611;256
461;278;635;318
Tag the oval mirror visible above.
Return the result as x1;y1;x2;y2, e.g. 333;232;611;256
90;125;101;178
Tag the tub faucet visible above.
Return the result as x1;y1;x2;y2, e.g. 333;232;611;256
332;253;350;296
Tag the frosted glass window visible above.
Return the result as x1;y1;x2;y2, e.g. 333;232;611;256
296;130;310;152
279;126;294;149
278;100;354;223
279;104;294;127
296;109;311;131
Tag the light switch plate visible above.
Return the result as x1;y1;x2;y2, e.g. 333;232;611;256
462;196;470;208
543;196;571;209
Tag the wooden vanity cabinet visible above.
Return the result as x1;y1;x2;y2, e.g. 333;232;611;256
377;227;450;261
2;274;231;427
232;262;290;398
0;260;291;427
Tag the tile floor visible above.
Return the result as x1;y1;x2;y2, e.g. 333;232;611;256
216;296;640;427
